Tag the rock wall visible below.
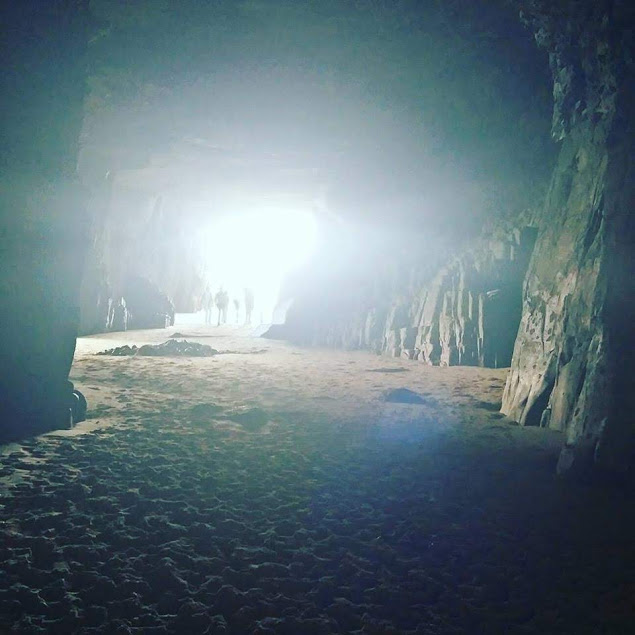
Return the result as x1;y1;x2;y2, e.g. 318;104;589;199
0;2;90;440
502;1;635;473
78;190;202;335
282;225;537;369
389;227;536;367
281;2;635;474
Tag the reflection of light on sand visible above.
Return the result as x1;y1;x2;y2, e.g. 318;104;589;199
201;209;317;323
371;410;443;444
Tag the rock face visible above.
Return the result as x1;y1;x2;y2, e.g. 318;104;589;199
502;1;635;472
282;226;537;369
123;275;175;331
393;227;536;368
280;2;635;474
78;192;199;335
0;2;90;441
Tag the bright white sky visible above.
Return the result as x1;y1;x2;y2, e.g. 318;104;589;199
201;208;318;323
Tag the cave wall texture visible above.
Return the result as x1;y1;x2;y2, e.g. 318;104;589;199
281;0;635;473
502;0;635;473
0;1;90;440
78;187;198;335
75;0;555;338
1;0;633;471
282;222;538;371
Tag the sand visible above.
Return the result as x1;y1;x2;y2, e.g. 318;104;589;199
1;327;634;634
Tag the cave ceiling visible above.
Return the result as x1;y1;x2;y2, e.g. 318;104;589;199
82;0;556;233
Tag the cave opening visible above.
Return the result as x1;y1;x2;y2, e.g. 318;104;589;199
2;1;635;633
188;206;319;327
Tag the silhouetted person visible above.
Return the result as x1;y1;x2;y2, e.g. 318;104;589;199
244;288;254;324
215;288;229;326
202;287;214;326
233;298;240;323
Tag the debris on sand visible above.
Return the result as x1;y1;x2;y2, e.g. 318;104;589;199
382;387;434;405
97;344;138;356
97;339;218;357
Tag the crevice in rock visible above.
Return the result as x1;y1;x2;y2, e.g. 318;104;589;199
281;222;539;371
523;380;554;427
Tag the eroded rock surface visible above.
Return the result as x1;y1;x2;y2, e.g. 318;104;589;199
502;0;635;473
282;225;537;370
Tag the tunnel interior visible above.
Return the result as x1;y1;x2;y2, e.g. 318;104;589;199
76;0;556;349
2;1;635;634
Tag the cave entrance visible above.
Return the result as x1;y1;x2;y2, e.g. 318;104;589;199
175;207;319;328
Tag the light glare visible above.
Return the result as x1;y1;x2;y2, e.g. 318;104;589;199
202;208;318;323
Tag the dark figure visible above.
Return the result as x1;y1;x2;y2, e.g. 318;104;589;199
202;287;214;326
244;288;254;324
108;296;128;332
215;288;229;326
233;298;240;323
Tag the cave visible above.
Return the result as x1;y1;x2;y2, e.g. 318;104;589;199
1;1;635;633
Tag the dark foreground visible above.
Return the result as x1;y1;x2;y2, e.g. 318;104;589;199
1;329;634;634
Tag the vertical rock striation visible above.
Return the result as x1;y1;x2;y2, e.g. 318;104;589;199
399;227;536;368
502;0;635;473
78;190;201;335
282;225;537;369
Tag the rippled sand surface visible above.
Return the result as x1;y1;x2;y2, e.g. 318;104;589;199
1;327;634;634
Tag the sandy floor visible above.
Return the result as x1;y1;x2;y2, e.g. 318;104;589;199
1;327;634;634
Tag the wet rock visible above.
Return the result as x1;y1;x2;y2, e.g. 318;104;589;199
108;296;130;333
71;389;87;423
96;344;138;357
556;441;596;478
98;339;217;357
